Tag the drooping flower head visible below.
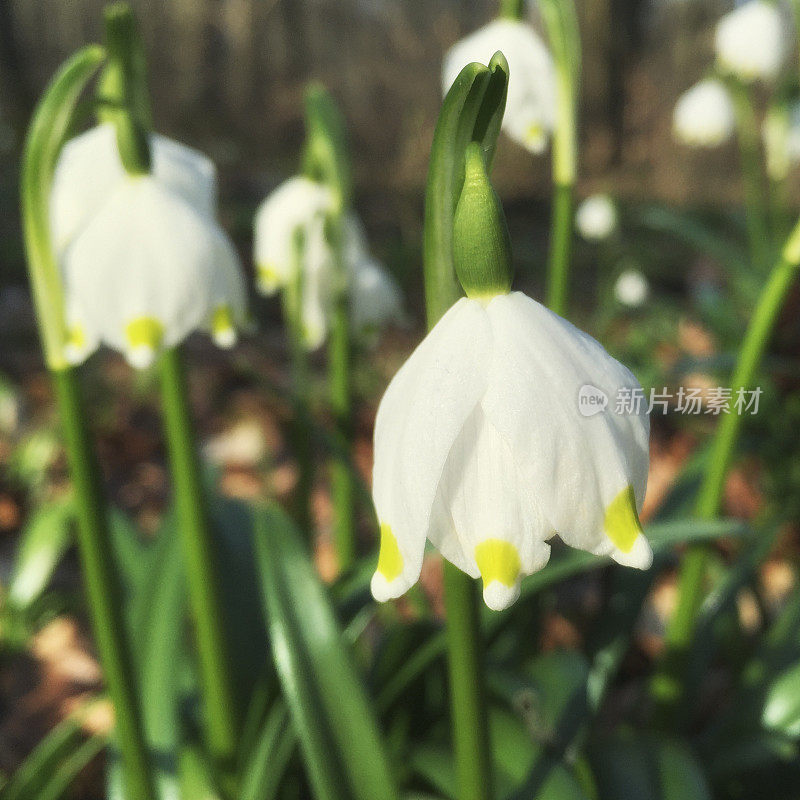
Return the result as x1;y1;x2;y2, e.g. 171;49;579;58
442;19;556;154
763;101;800;181
575;194;617;240
715;0;787;83
371;145;651;611
50;123;246;367
673;79;735;148
254;179;404;348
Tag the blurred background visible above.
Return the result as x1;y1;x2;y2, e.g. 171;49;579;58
1;0;799;796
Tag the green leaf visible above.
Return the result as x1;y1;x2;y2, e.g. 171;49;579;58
763;662;800;737
5;497;74;609
589;733;711;800
2;704;105;800
20;45;106;369
238;699;296;800
253;503;400;800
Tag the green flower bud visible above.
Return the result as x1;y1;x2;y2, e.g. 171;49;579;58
453;142;513;299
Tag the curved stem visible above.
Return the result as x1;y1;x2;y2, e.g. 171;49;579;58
653;217;800;725
498;0;525;20
159;347;239;767
55;370;156;800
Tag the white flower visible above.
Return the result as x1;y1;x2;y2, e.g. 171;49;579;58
673;79;735;147
614;269;649;307
62;176;246;368
371;292;651;611
254;182;404;349
763;102;800;179
350;257;405;339
253;176;335;296
575;194;617;240
442;19;556;154
50;123;217;253
715;0;787;83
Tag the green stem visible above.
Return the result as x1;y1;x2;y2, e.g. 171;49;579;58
545;182;574;315
731;81;770;273
541;0;579;317
498;0;525;20
442;564;493;800
327;217;355;571
426;229;493;800
158;347;239;766
54;370;155;800
653;216;800;724
282;232;314;539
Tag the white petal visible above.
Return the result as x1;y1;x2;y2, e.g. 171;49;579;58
371;298;491;600
349;257;404;335
253;176;334;295
673;80;735;148
482;292;651;567
432;405;552;610
715;0;787;82
443;19;556;154
63;176;219;363
50;123;218;253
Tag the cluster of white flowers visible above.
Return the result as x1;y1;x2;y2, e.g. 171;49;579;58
253;176;404;349
674;2;789;150
370;292;651;611
442;18;556;154
50;123;246;368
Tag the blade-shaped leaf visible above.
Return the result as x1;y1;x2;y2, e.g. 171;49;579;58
253;503;400;800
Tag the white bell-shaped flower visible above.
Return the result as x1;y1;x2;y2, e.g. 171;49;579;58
673;79;735;147
62;176;246;368
253;176;335;296
715;0;787;83
442;19;556;154
371;292;651;611
575;194;617;240
350;257;405;339
50;122;217;253
763;102;800;179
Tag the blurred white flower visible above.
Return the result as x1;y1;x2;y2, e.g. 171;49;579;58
576;194;617;240
254;182;404;349
614;269;650;307
350;257;405;340
50;123;217;253
763;102;800;180
442;18;556;154
371;292;651;611
715;0;787;83
253;176;335;296
62;176;246;368
673;79;735;147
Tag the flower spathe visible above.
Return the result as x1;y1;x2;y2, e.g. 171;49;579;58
715;0;786;83
371;292;651;611
673;79;735;148
442;19;556;154
50;123;217;253
62;176;246;368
